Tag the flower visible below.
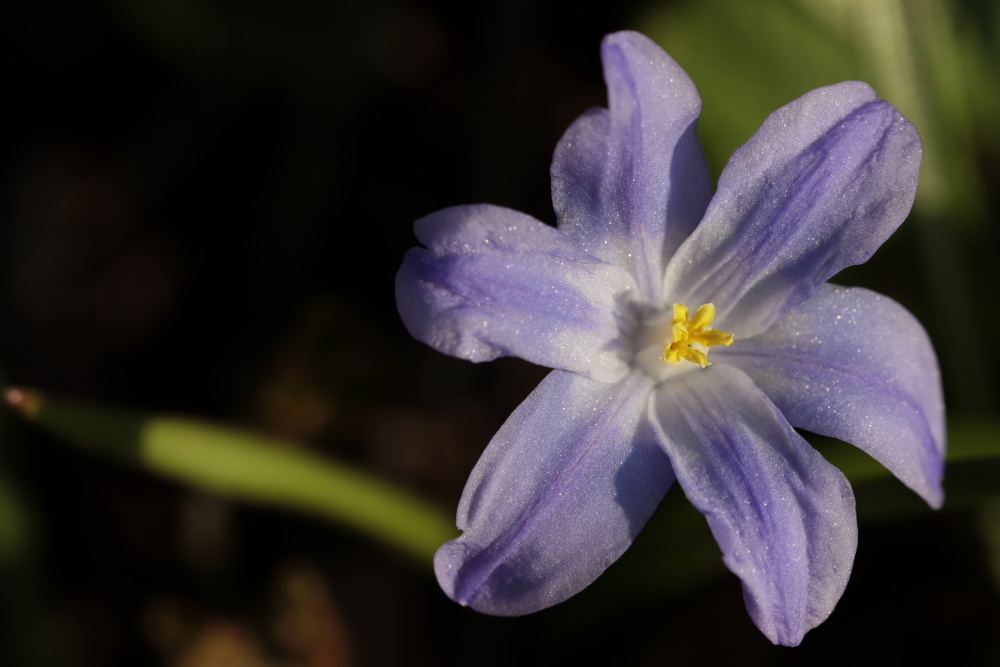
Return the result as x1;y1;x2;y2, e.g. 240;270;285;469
395;31;943;646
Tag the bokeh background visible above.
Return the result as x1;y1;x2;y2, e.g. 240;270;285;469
3;0;1000;664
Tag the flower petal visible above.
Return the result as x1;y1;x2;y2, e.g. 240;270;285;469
396;204;638;381
664;81;922;336
551;30;712;302
435;369;673;616
651;365;857;646
716;284;945;507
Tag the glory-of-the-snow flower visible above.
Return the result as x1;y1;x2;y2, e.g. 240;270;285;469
395;31;944;646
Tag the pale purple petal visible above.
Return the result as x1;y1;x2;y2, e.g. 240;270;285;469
651;365;857;646
396;205;638;381
716;284;945;507
664;82;922;336
435;369;673;616
551;30;712;301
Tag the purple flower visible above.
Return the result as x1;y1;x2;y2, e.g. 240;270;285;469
396;31;943;645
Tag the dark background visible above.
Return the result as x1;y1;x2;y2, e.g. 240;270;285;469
2;0;1000;665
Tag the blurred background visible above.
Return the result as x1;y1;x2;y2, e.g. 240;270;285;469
2;0;1000;664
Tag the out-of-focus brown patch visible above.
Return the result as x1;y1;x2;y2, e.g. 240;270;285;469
271;561;352;667
370;6;449;89
6;142;184;374
174;620;270;667
255;298;343;442
144;561;352;667
177;492;234;576
364;398;492;502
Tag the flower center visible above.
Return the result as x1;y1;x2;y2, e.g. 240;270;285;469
662;302;734;368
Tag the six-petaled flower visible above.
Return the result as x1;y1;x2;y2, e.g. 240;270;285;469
396;31;944;646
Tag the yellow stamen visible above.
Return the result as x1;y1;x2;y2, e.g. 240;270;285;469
662;302;734;368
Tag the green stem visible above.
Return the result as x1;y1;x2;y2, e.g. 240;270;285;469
5;388;456;565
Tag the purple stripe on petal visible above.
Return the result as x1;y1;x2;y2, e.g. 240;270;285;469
717;284;945;508
396;204;638;381
651;365;857;646
552;31;712;302
665;82;921;336
435;369;673;616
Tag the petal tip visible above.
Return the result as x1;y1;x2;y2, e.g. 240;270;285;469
432;537;522;617
925;486;945;511
601;29;650;50
433;537;467;602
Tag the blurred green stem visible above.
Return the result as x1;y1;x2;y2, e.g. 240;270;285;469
5;388;456;566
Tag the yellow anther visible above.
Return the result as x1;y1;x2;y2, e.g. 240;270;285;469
662;302;734;368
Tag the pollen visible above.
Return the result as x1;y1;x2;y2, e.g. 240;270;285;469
662;302;734;368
